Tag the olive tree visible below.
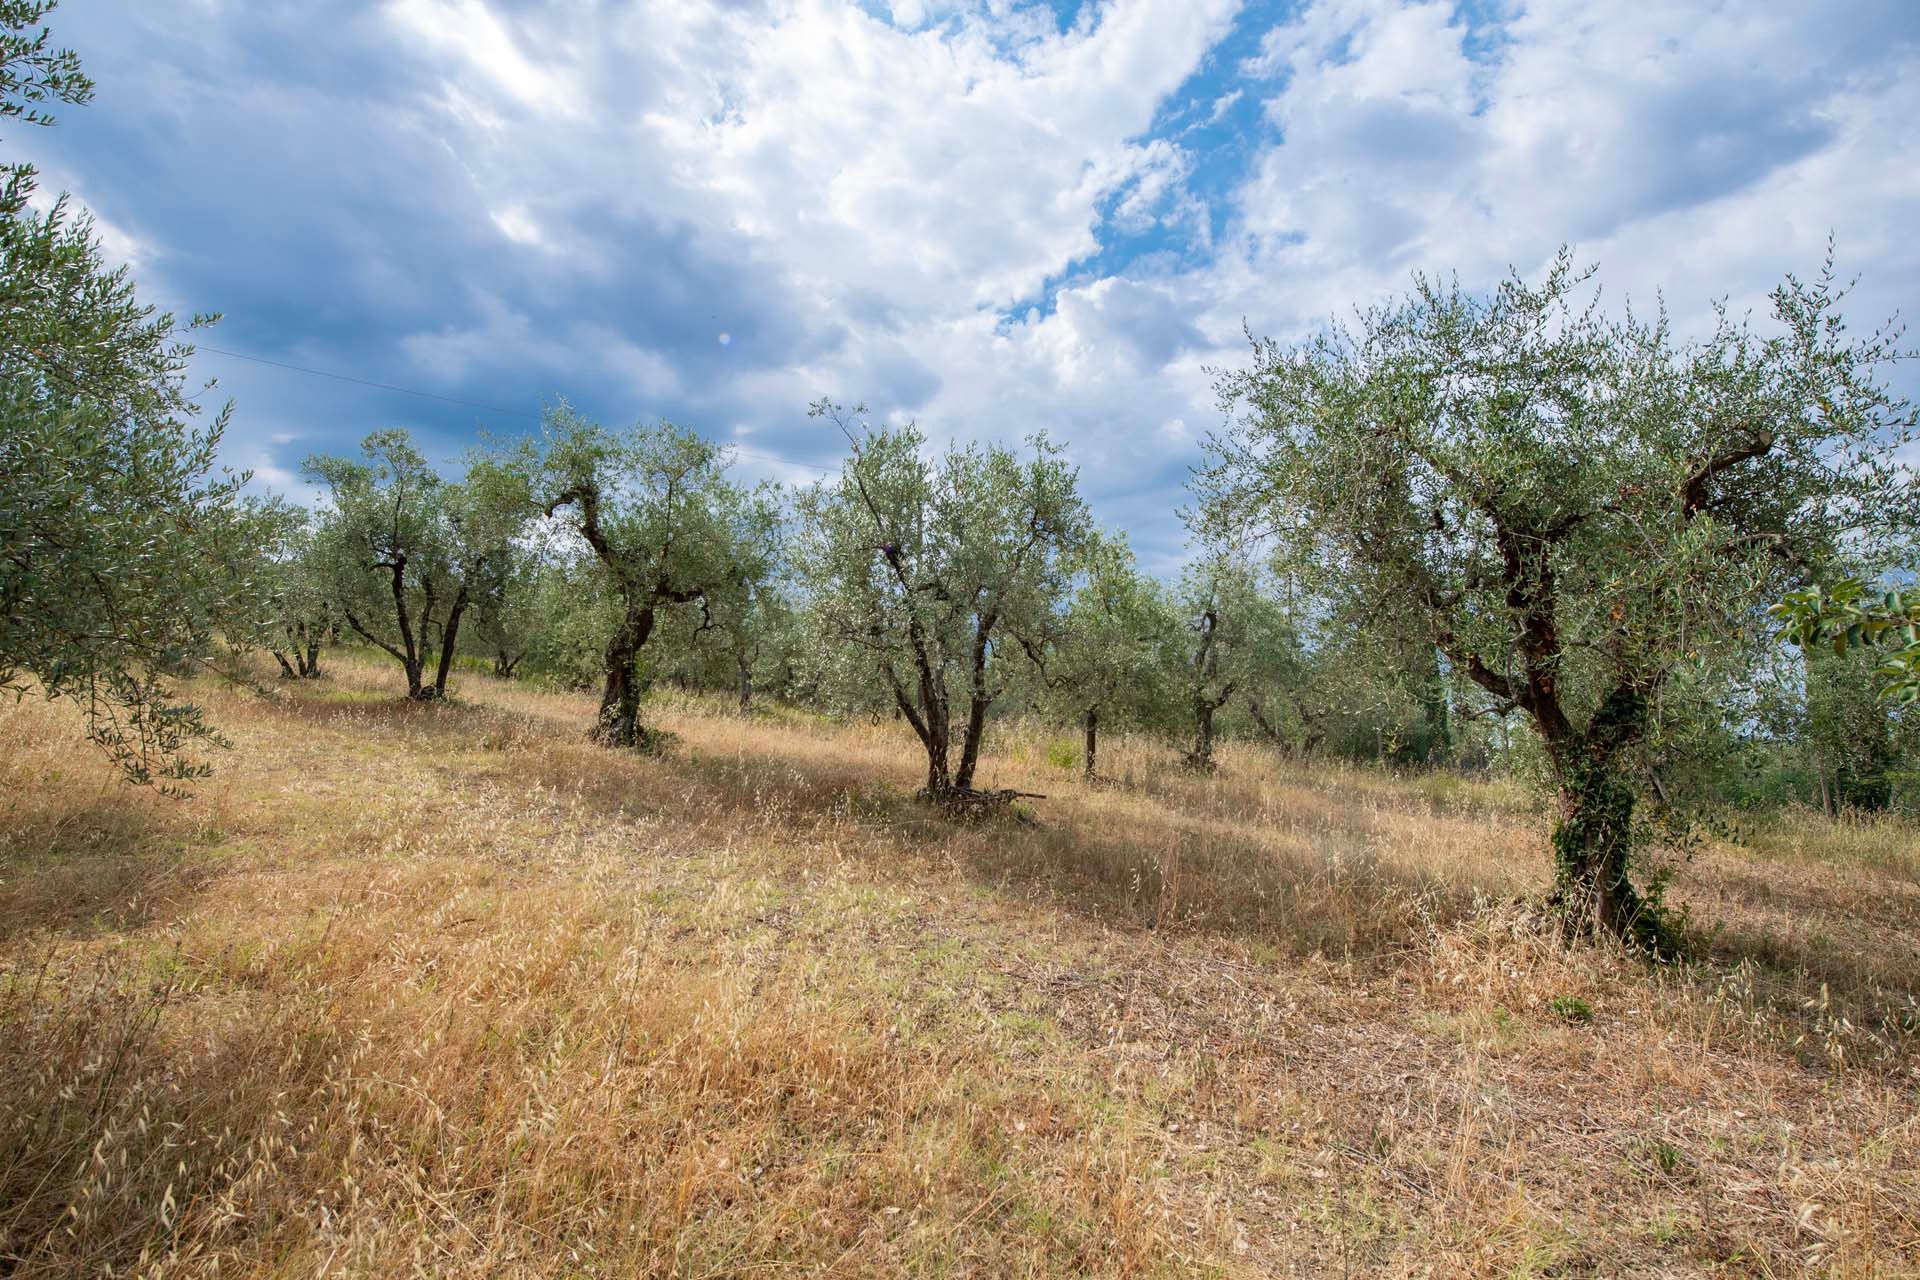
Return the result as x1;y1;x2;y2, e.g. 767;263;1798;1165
1023;530;1180;778
0;1;250;786
305;430;525;700
523;407;762;747
466;499;576;682
1175;554;1292;773
516;554;617;689
1203;252;1919;945
215;496;333;680
1764;585;1917;811
719;579;800;713
797;402;1089;797
652;484;786;713
1239;620;1372;760
1242;619;1454;765
267;520;334;680
468;534;540;679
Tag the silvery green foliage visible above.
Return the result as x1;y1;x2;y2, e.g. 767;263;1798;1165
1174;552;1297;771
644;488;791;709
468;517;556;681
796;401;1089;793
304;431;528;700
304;431;458;699
1207;250;1918;749
0;1;250;787
1023;529;1183;765
516;552;620;690
213;496;335;679
1203;250;1919;938
517;405;766;745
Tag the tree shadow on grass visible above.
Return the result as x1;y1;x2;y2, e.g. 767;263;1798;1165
505;719;1920;1060
499;728;1494;964
1679;859;1920;1057
251;686;594;760
961;813;1490;959
257;691;478;728
264;678;1920;1036
0;789;223;945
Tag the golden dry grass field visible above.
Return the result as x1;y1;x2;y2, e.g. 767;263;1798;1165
2;654;1917;1277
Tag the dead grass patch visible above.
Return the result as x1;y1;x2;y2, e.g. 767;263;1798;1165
0;654;1914;1276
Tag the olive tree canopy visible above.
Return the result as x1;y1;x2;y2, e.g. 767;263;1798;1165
1202;251;1919;946
304;430;526;701
521;406;765;748
1022;530;1180;779
797;402;1089;797
1;0;249;787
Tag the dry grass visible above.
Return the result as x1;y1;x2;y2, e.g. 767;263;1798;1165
0;654;1915;1277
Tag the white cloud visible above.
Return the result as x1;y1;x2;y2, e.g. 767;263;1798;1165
25;175;153;270
1192;0;1920;359
628;0;1241;312
488;204;544;247
46;0;1920;564
388;0;587;117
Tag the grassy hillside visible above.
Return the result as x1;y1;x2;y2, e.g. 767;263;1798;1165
1;655;1916;1276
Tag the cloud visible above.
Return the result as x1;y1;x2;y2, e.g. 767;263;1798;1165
388;0;588;118
18;0;1920;567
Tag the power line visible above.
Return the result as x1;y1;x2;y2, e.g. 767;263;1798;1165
193;343;837;476
196;345;538;420
733;443;834;475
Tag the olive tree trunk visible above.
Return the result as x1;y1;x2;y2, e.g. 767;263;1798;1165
428;584;470;699
1185;692;1232;772
593;604;659;748
1543;688;1656;945
1183;607;1230;772
952;618;994;791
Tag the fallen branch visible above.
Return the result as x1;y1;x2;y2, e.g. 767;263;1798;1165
918;785;1047;819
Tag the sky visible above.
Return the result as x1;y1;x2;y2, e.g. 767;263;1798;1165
16;0;1920;570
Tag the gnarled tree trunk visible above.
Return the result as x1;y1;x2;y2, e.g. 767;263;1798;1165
546;481;705;750
1187;696;1223;771
1083;707;1098;779
1183;607;1231;772
889;661;952;793
395;555;435;700
593;604;658;748
924;724;950;792
1544;687;1655;945
271;620;325;679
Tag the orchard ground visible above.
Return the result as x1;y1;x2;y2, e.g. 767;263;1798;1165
1;654;1916;1277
